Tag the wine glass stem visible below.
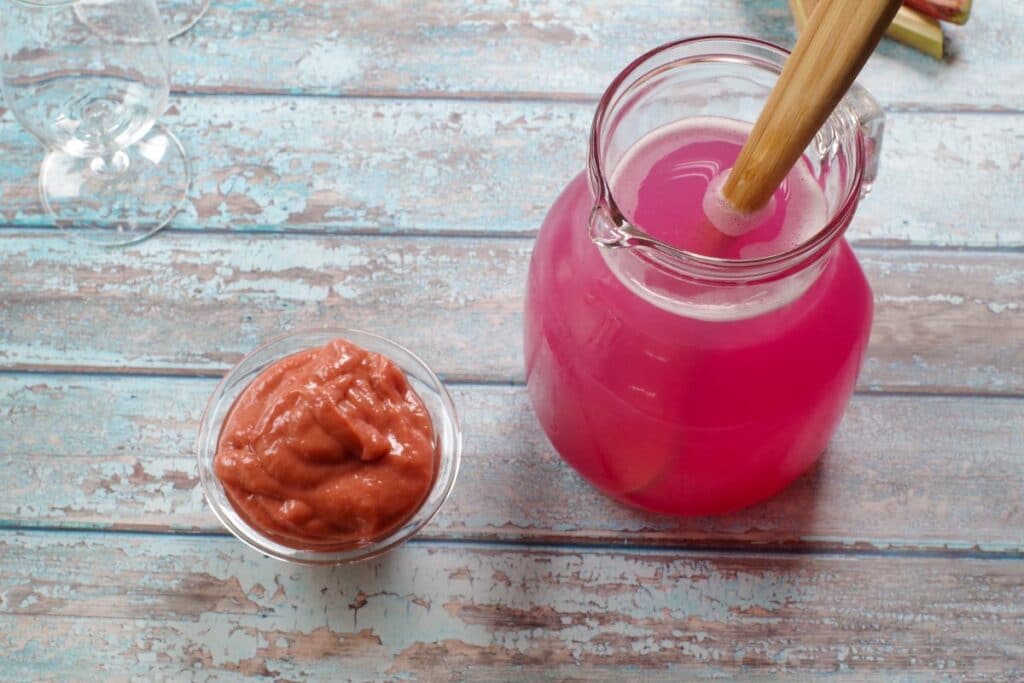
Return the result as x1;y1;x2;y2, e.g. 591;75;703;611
90;150;131;176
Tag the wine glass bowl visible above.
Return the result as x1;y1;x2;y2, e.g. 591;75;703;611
1;0;189;246
13;0;211;40
145;0;212;40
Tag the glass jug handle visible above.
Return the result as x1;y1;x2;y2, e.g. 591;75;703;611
843;82;885;198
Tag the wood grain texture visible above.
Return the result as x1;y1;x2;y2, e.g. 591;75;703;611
0;1;1020;679
2;374;1021;553
1;102;1022;248
1;531;1022;681
795;0;947;61
723;0;901;212
1;231;1021;393
160;0;1020;110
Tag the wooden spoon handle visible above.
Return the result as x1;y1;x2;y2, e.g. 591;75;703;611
722;0;901;213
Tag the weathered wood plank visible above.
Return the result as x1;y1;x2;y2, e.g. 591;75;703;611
858;250;1024;394
2;374;1021;553
1;531;1021;681
1;232;1021;393
165;0;1022;110
0;231;526;379
1;102;1021;248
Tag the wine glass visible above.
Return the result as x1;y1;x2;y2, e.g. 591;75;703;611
22;0;210;40
2;0;189;246
164;0;212;40
78;0;211;41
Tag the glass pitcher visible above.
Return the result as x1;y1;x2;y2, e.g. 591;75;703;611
523;36;883;515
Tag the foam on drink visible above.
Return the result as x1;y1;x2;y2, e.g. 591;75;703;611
702;168;776;237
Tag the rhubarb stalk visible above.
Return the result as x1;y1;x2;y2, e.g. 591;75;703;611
903;0;971;25
790;0;943;60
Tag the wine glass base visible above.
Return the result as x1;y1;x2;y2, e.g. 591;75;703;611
40;124;190;247
75;0;211;41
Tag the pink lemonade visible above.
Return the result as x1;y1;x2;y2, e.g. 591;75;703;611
524;117;873;515
620;117;827;259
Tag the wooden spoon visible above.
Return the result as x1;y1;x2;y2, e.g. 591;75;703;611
720;0;902;216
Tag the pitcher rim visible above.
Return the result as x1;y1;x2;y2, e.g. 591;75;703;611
587;34;868;280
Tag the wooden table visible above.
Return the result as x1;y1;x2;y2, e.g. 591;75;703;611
2;1;1022;680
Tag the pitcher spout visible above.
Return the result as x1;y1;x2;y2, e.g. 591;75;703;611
842;82;886;197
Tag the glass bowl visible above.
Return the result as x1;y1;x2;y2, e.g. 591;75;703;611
196;328;461;564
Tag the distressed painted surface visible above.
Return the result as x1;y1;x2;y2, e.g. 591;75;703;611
1;103;1022;247
1;373;1022;553
158;0;1023;110
0;231;1021;392
1;531;1022;681
1;0;1022;677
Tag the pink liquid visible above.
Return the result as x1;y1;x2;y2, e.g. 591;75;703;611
524;118;873;515
617;117;826;258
